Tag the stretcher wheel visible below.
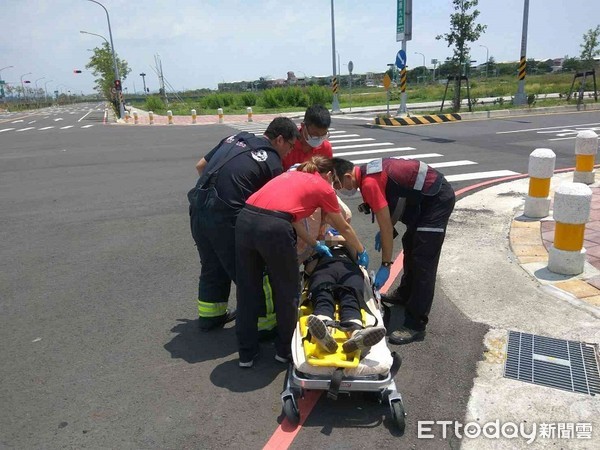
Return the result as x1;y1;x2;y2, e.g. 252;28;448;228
390;399;406;433
283;397;300;426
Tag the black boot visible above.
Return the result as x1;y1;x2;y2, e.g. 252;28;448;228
198;309;236;331
381;288;406;306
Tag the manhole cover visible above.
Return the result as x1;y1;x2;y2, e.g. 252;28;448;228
504;331;600;396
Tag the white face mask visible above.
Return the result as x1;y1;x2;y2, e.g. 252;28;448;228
337;187;359;198
303;125;328;148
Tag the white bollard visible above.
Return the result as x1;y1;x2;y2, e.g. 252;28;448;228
133;111;138;125
524;148;556;218
573;130;598;184
124;110;130;123
191;109;197;124
217;107;224;124
548;182;592;275
167;110;173;125
148;111;154;125
247;107;253;122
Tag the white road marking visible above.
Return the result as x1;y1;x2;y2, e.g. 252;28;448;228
0;128;15;133
328;134;361;139
28;120;36;124
328;130;347;134
333;147;416;157
548;136;577;141
350;153;443;164
496;122;600;134
60;125;74;129
332;142;394;150
11;119;24;123
16;127;35;132
445;170;519;182
429;160;478;169
38;126;55;130
78;110;93;122
327;138;375;144
80;125;94;128
54;118;63;122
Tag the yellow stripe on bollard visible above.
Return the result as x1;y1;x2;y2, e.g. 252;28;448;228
576;154;595;172
528;177;551;198
554;222;585;251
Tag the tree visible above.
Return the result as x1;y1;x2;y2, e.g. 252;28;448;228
436;0;486;111
580;25;600;69
562;56;582;72
85;42;130;111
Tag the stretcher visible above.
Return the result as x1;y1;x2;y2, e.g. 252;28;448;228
280;259;406;432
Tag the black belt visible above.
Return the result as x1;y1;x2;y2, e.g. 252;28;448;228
245;204;293;222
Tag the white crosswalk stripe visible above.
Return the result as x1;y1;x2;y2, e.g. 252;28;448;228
38;126;55;130
16;127;35;132
220;121;519;184
0;128;15;133
60;125;74;129
81;125;94;128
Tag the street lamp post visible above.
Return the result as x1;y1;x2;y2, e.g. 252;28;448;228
330;0;340;112
140;73;147;94
86;0;125;119
34;77;45;101
44;80;53;102
415;52;426;82
0;65;13;100
479;44;489;78
20;72;32;101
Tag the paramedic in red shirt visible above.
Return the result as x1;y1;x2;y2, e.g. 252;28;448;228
332;157;455;345
281;104;333;171
235;156;369;368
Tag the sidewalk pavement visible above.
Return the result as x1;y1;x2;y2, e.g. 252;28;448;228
439;171;599;449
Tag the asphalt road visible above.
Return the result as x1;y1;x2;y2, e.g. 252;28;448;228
1;105;598;448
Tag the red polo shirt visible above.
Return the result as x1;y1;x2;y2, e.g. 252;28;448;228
247;171;340;222
356;166;389;212
282;125;333;171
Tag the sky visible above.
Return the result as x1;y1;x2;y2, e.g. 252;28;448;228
2;0;599;95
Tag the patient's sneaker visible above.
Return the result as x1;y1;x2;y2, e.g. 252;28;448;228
307;315;338;353
342;326;387;354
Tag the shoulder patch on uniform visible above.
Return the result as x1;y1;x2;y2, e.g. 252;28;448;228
251;149;268;162
366;158;383;174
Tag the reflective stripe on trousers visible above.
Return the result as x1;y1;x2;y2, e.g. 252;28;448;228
416;227;445;233
258;274;277;331
198;300;228;317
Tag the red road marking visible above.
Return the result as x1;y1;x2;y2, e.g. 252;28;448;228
262;390;321;450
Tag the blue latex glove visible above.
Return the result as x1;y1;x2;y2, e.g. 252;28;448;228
313;241;333;258
374;232;382;252
374;265;390;289
357;249;369;269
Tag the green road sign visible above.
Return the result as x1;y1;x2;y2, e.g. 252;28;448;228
396;0;405;40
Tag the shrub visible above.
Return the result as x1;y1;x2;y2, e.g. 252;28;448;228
240;93;257;107
306;85;332;106
283;87;308;107
259;88;285;108
145;96;165;111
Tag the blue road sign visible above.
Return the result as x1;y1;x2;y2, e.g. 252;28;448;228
396;50;407;69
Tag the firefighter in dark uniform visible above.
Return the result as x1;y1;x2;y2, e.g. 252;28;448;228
332;157;455;345
188;117;299;331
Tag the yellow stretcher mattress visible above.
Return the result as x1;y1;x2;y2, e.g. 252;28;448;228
292;267;394;378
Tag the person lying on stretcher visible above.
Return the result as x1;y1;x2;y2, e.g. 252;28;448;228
304;234;387;356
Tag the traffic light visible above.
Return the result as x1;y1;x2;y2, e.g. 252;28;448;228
114;79;122;91
73;69;82;74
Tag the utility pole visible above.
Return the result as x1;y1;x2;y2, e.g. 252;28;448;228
396;0;412;116
154;54;168;105
330;0;340;112
514;0;529;105
140;72;147;95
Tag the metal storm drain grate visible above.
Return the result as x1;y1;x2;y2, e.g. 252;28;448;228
504;331;600;396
